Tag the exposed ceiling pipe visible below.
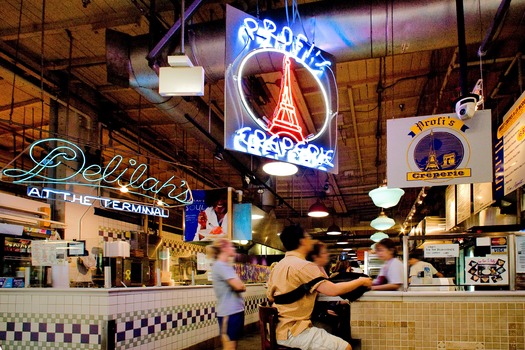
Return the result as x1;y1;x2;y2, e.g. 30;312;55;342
478;0;512;57
455;0;470;96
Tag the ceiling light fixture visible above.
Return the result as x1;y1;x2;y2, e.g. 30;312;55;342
370;231;389;242
307;199;329;218
213;146;224;161
370;211;395;230
336;241;348;245
262;160;298;176
369;184;405;208
326;223;342;235
119;185;129;193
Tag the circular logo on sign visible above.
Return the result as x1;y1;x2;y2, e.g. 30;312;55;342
413;131;464;171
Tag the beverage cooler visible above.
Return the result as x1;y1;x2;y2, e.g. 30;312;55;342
0;235;48;287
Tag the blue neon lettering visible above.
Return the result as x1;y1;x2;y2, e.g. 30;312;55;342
241;18;330;75
233;127;334;170
27;187;169;218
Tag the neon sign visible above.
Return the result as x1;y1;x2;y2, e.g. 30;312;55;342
27;187;169;218
224;5;338;173
1;138;192;208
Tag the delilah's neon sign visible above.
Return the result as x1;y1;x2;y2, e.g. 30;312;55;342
1;138;192;208
224;6;339;173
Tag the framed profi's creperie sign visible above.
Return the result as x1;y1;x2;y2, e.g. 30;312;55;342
224;5;339;173
386;110;493;188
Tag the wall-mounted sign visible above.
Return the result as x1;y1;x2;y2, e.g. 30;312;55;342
183;188;233;242
465;256;508;285
496;90;525;195
424;244;459;258
516;236;525;273
27;187;169;218
1;138;192;208
224;5;338;173
387;111;492;187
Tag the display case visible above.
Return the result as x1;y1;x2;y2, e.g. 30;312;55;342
364;251;382;278
0;236;48;287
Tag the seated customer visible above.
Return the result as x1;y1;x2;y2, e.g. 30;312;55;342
371;238;404;291
267;225;372;350
408;251;443;281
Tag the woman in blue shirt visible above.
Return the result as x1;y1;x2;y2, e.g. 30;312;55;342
208;238;246;350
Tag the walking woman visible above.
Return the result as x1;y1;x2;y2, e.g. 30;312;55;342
208;238;246;350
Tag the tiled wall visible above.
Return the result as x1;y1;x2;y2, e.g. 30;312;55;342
351;294;525;350
0;285;267;350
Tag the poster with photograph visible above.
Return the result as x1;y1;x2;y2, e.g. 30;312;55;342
464;256;508;285
183;188;232;242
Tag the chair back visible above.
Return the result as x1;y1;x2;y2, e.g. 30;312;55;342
258;302;299;350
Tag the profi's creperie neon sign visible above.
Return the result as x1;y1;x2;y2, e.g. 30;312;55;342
224;7;338;173
1;138;192;208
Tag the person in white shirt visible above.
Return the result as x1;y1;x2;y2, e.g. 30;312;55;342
408;251;443;281
371;238;404;291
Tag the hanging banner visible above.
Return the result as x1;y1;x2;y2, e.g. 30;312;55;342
223;5;338;173
496;90;525;195
183;188;233;242
387;111;493;187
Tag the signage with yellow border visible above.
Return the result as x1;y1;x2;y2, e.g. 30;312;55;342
387;111;492;188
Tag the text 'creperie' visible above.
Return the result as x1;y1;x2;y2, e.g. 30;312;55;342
407;168;471;181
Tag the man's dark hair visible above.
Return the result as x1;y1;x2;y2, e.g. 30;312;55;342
279;224;305;251
409;250;423;260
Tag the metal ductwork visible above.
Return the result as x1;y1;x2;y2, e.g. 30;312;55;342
106;0;524;185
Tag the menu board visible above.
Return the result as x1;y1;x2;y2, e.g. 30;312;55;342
31;241;67;266
464;256;508;285
516;236;525;273
456;183;471;224
473;182;493;214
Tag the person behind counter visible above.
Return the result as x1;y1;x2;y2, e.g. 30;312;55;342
267;225;372;350
408;251;443;281
371;238;404;291
207;238;246;350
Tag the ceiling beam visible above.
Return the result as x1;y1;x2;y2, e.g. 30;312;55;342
0;98;41;113
0;12;142;41
46;56;106;71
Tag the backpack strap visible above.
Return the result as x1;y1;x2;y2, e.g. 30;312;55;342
273;276;327;304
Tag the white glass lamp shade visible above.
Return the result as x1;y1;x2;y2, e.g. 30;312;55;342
262;161;298;176
370;231;389;242
369;186;405;208
370;211;395;230
308;199;329;217
326;224;342;235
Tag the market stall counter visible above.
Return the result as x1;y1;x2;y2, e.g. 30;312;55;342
0;284;267;350
350;290;525;350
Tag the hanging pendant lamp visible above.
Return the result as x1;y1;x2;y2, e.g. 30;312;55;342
308;199;329;217
369;185;405;209
262;160;298;176
370;211;395;230
326;223;342;235
370;231;389;242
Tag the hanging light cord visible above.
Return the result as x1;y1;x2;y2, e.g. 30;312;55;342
40;0;46;121
9;0;24;124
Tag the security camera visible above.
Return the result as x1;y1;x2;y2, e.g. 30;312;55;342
454;94;480;120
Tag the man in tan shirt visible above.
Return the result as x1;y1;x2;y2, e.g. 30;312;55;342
267;225;372;350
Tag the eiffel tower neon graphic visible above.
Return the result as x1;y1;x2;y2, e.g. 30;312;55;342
267;56;305;143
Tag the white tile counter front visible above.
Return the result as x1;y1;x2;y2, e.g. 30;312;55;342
0;284;267;350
